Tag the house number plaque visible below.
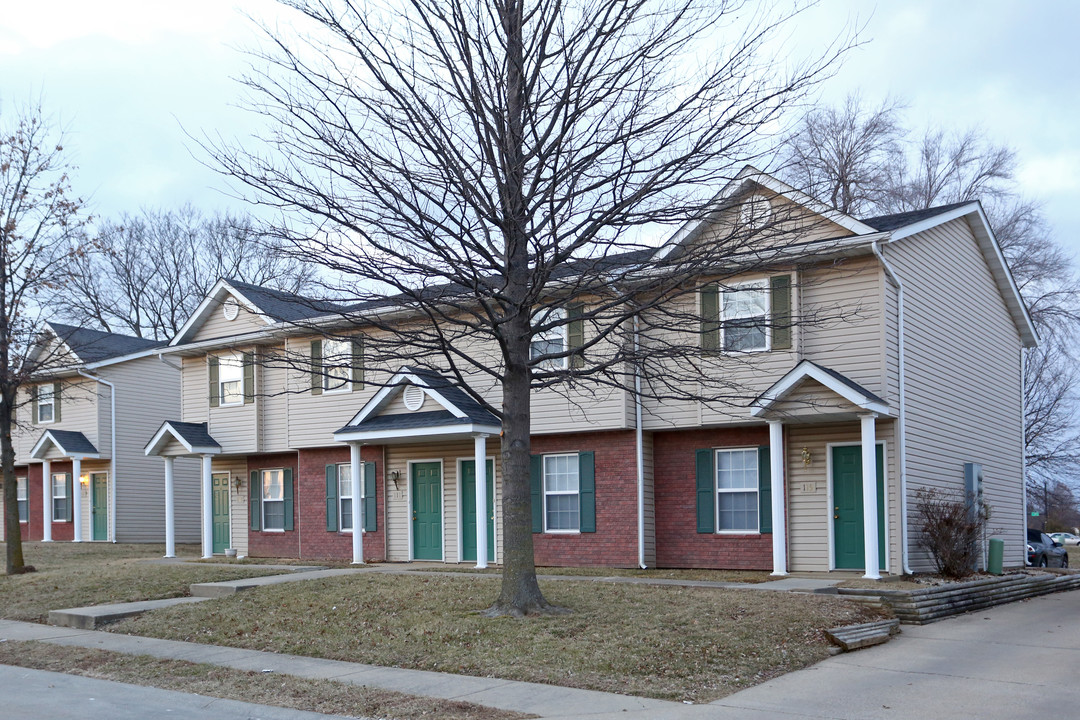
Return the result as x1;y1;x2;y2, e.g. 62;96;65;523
801;482;817;493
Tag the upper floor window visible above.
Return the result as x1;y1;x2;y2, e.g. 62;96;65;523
722;283;769;352
531;308;567;370
323;339;352;393
37;384;56;424
219;352;244;406
16;476;27;523
700;275;792;353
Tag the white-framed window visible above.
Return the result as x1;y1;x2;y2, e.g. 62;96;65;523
543;453;579;532
51;472;69;522
337;462;354;532
37;384;56;423
722;283;769;352
16;476;27;523
530;307;567;370
715;448;759;532
261;469;285;531
323;339;352;393
219;352;245;406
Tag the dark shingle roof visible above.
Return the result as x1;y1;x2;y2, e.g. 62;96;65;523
226;280;350;322
162;421;221;450
40;429;100;456
400;366;501;424
340;410;474;433
859;202;973;232
49;323;164;363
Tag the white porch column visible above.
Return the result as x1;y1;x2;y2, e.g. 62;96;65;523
71;457;83;542
768;421;787;576
163;456;176;558
350;443;364;565
861;413;880;579
41;460;52;542
474;434;489;569
201;455;213;558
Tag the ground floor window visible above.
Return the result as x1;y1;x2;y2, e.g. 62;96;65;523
16;477;27;522
51;472;70;522
262;469;285;530
337;462;353;531
715;448;759;532
543;453;580;532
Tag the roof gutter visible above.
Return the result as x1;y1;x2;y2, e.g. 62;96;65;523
871;241;912;575
77;369;116;543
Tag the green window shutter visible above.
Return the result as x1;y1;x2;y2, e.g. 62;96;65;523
310;340;323;395
567;304;585;369
283;468;294;531
31;386;38;425
65;474;73;522
242;352;255;404
530;454;543;533
351;337;365;390
209;357;220;408
700;286;720;350
249;470;261;531
363;461;377;531
770;275;792;350
578;451;595;533
325;464;338;532
53;382;62;422
695;449;715;533
758;446;772;534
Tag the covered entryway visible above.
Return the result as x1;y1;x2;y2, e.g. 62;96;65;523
461;459;495;563
30;429;105;543
832;445;885;570
411;462;442;560
90;472;108;541
212;473;231;554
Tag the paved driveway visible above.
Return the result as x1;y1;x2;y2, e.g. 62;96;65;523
706;589;1080;719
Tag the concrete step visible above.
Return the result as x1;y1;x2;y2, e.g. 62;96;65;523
825;618;900;652
48;597;211;630
190;568;365;598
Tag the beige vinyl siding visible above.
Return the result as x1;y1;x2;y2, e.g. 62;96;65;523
189;298;267;343
383;441;503;564
259;347;289;452
285;336;379;448
13;378;102;465
102;356;201;543
206;348;259;455
214;456;250;557
75;460;110;541
785;421;900;573
641;431;656;566
696;190;855;249
882;218;1025;570
765;379;864;418
181;356;209;425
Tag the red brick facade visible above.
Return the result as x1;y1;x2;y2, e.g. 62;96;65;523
9;462;74;542
246;452;302;558
295;445;385;562
653;427;775;570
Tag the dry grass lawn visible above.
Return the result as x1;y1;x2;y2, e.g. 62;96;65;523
0;542;279;622
115;572;885;703
0;641;531;720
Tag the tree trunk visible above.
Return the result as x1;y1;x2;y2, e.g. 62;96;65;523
2;390;28;574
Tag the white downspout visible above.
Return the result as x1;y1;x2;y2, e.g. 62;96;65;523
871;242;912;574
1020;349;1027;563
78;369;117;543
634;315;646;569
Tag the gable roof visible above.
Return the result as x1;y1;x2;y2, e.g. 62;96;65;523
47;322;164;364
144;421;222;456
750;360;891;418
31;429;102;459
224;279;349;323
859;202;973;232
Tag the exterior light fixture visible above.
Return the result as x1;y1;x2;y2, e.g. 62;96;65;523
801;447;812;467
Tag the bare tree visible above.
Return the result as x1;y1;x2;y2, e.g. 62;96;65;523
53;206;317;341
780;96;1080;484
0;102;87;574
212;0;850;615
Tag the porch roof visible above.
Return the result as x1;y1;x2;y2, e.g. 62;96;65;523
31;429;102;460
750;360;892;419
144;421;223;457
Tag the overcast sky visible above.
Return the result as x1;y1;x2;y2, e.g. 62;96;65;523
1;0;1077;255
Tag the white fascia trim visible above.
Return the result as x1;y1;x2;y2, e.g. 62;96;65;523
346;368;468;426
334;423;502;444
144;422;222;457
888;202;1037;348
30;432;103;460
169;279;275;347
750;360;891;417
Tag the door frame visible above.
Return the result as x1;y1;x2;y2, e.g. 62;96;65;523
456;456;497;564
407;459;444;562
211;471;231;554
90;471;109;542
826;441;889;573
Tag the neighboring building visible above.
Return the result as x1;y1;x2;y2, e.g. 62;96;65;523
146;167;1035;576
2;323;201;545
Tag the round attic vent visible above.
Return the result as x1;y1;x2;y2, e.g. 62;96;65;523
222;298;240;321
403;384;425;411
739;194;773;230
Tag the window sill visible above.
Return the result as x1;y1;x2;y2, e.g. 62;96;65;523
540;530;581;536
714;531;765;536
259;528;286;533
216;401;245;409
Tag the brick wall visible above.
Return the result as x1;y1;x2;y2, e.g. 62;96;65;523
247;452;301;558
653;427;775;570
14;462;75;542
296;445;385;562
531;430;640;568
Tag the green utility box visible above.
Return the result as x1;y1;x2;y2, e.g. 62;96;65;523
987;538;1004;575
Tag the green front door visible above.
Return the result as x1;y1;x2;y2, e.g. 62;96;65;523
832;445;885;570
90;473;108;541
461;459;495;563
412;462;442;560
212;473;230;554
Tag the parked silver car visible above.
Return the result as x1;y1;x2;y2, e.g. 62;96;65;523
1050;532;1080;546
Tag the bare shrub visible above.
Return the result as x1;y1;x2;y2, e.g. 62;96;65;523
913;487;991;579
